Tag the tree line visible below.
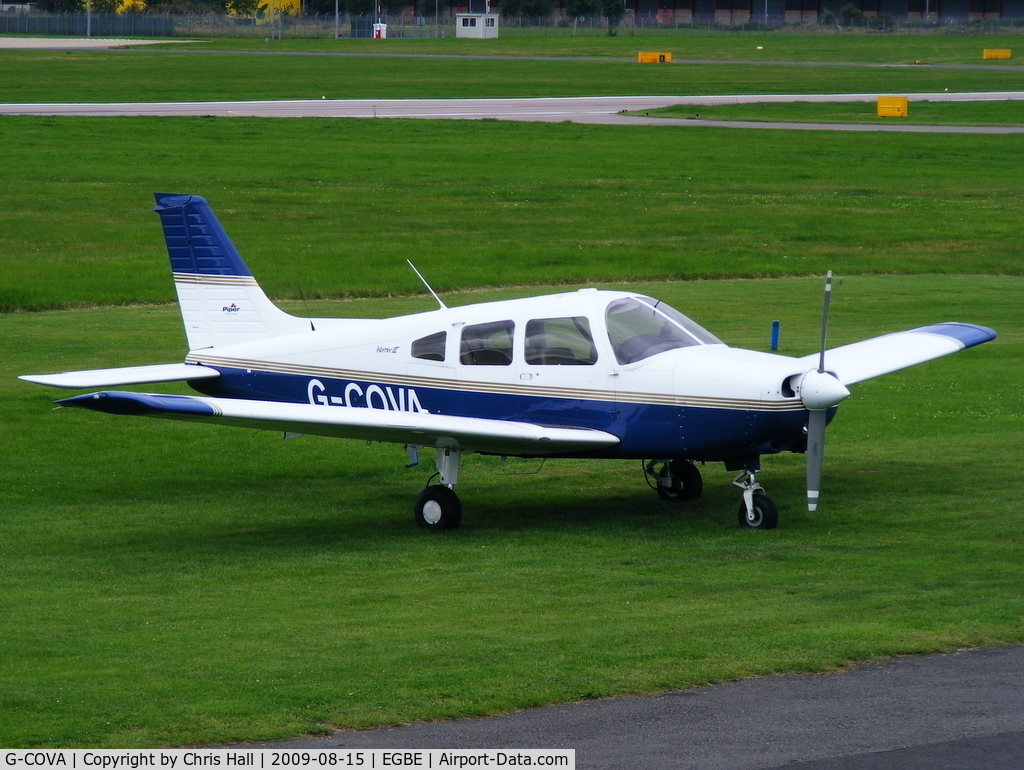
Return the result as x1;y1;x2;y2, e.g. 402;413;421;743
35;0;627;26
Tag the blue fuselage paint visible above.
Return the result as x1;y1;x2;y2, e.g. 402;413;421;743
189;367;811;461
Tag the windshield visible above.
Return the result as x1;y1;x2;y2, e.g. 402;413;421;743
606;297;721;365
637;297;723;345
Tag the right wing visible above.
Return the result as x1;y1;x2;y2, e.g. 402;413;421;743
55;391;620;456
795;322;996;387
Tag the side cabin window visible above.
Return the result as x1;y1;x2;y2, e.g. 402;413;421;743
411;331;446;362
461;320;514;366
525;317;597;365
606;297;718;365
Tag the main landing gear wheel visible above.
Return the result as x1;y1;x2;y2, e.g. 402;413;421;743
414;485;463;531
738;491;778;530
650;460;703;502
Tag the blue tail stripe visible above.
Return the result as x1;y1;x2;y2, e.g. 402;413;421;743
153;193;253;277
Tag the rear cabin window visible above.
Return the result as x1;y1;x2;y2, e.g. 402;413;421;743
606;297;710;365
460;320;514;366
411;331;447;362
525;317;597;365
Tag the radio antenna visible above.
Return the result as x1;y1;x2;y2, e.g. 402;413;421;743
407;260;448;310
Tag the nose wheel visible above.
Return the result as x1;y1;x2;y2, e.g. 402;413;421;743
733;471;778;530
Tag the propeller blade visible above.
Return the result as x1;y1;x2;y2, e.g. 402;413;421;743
806;409;827;512
808;270;834;512
818;269;833;373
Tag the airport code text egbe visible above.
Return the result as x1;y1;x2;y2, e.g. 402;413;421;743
4;752;573;769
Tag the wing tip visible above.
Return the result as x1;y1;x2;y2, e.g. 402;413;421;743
914;322;997;350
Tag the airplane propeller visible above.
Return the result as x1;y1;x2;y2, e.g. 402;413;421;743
797;271;851;512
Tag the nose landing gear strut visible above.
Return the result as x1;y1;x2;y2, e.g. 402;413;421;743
733;470;778;530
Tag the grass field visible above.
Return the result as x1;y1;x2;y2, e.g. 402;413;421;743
9;52;1024;102
647;99;1024;124
3;276;1021;748
3;32;1024;103
1;34;1022;749
3;118;1022;312
148;30;1024;64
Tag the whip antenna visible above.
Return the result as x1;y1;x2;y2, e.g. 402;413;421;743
407;260;447;310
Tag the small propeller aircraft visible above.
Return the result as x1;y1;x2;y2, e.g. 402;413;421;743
21;194;996;530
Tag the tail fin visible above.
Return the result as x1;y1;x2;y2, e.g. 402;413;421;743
154;193;309;350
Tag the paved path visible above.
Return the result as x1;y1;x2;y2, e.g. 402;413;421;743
248;646;1024;769
0;36;191;49
3;93;1024;132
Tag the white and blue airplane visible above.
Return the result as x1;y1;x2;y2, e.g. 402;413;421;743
21;194;996;531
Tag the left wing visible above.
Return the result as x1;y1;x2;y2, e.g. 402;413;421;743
55;391;620;456
19;363;220;389
798;322;996;386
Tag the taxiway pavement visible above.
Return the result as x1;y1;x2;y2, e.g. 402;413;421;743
249;646;1024;769
4;93;1024;132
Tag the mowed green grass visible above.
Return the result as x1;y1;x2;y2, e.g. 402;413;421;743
2;276;1021;748
3;32;1024;103
2;117;1023;312
118;29;1024;64
1;36;1023;748
648;98;1024;125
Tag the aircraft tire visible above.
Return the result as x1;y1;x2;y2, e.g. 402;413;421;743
738;492;778;530
657;460;703;502
414;485;463;531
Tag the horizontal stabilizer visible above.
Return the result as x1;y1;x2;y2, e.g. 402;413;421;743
19;363;220;390
55;391;621;456
801;322;996;386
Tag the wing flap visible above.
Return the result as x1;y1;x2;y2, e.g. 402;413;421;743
20;363;221;389
55;391;620;455
800;322;996;386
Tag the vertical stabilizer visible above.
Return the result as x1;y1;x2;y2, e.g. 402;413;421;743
154;193;309;350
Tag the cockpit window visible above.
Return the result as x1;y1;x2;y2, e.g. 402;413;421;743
460;320;514;366
636;297;723;345
606;297;719;365
525;317;597;365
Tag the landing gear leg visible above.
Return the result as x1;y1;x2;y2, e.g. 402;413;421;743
646;459;703;502
413;447;463;531
733;470;778;530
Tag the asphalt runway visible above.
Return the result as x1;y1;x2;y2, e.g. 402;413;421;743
4;92;1024;132
0;36;190;49
249;646;1024;768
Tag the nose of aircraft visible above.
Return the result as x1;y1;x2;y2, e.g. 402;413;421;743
797;368;850;513
797;368;851;411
